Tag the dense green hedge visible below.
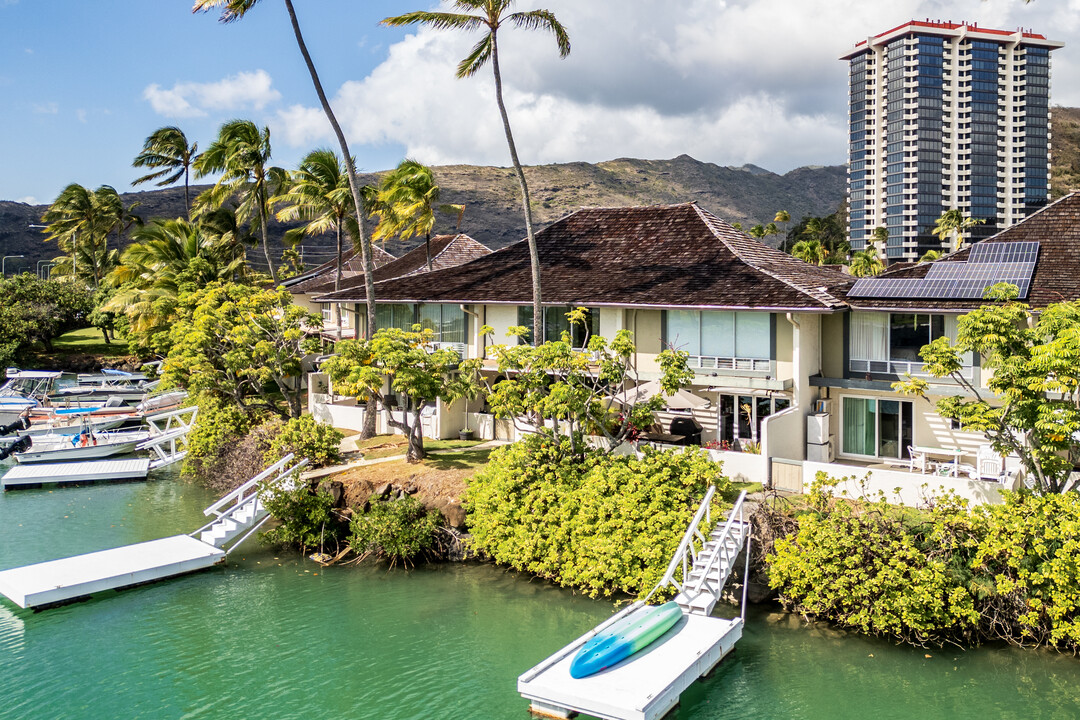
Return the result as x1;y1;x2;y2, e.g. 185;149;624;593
766;475;1080;650
465;435;729;599
349;496;443;565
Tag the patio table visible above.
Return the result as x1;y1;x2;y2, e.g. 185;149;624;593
913;446;965;477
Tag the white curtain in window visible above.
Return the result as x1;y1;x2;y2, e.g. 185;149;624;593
850;312;888;360
701;311;735;357
943;314;974;367
667;310;701;355
735;313;771;359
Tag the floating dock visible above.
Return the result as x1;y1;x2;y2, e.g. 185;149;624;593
518;489;752;720
0;535;224;609
0;454;307;610
518;607;742;720
1;458;151;489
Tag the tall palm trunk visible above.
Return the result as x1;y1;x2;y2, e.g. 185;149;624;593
335;218;343;340
425;230;433;272
491;34;542;346
184;165;191;221
283;0;377;437
257;185;278;284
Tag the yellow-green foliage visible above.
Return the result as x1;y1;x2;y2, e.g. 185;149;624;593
464;434;729;599
766;474;1080;650
265;415;343;469
972;492;1080;647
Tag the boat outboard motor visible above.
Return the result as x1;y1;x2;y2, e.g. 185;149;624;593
0;416;30;437
0;435;31;461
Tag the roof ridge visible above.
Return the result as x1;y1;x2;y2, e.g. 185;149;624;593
690;204;846;308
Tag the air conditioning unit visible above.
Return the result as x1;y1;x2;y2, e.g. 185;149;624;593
807;413;830;445
806;440;834;464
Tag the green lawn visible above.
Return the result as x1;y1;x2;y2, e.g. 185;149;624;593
51;327;129;357
355;433;485;459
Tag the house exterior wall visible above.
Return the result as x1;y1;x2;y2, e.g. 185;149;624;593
821;313;846;378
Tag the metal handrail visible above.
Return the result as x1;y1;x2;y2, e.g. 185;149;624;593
203;453;295;517
687;490;748;597
645;485;716;602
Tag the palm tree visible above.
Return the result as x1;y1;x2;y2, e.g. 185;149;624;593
849;250;885;278
373;159;464;272
194;1;380;335
274;148;358;336
40;183;123;287
919;249;942;263
132;126;199;219
95;185;143;253
383;1;570;345
106;218;247;335
932;209;985;253
871;226;889;248
193;119;287;284
791;238;827;266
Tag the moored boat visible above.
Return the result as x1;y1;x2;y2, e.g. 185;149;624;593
13;429;151;464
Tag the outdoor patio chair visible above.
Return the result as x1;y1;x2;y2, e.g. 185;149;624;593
907;445;927;473
976;445;1003;482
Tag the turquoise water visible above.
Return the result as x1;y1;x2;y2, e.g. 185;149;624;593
3;466;1080;719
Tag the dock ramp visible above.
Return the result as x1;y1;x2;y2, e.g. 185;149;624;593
518;489;751;720
0;454;306;609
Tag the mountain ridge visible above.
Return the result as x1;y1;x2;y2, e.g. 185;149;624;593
0;155;847;272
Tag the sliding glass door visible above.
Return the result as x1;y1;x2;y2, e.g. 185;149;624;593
842;396;913;459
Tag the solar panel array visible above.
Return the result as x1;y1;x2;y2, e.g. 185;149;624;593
849;241;1039;300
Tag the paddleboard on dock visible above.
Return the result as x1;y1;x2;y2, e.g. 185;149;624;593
569;601;684;679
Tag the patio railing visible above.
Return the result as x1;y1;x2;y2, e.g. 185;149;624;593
687;355;773;374
849;358;974;379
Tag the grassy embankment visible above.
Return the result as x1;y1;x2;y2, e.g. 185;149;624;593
49;327;129;358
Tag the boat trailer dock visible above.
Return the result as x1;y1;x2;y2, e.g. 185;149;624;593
518;488;751;720
519;606;742;720
0;535;225;609
1;458;151;489
0;455;306;609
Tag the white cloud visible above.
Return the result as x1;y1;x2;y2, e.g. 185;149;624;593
15;196;36;205
275;0;1080;173
76;109;86;124
143;69;282;119
32;102;57;114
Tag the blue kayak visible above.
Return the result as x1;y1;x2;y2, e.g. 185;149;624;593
569;601;683;679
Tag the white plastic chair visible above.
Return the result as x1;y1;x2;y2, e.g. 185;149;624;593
976;445;1003;482
907;446;927;473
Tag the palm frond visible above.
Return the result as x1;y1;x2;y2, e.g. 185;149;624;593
382;10;485;32
507;10;570;57
457;34;494;78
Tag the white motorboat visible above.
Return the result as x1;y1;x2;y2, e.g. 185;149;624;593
13;429;151;464
0;371;62;424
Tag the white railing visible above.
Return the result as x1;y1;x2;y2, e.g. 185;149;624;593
145;405;198;436
687;356;772;373
686;490;748;599
849;358;974;379
645;485;717;601
190;453;309;550
429;341;468;358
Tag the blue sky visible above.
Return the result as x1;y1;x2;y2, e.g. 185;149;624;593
3;0;1079;205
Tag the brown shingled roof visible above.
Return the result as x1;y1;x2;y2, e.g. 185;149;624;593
321;203;852;311
313;234;492;302
846;193;1080;312
285;244;397;294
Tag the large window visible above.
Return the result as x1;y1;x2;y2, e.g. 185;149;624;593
377;303;466;344
663;311;771;360
841;396;913;459
517;306;598;346
850;312;966;374
889;314;945;362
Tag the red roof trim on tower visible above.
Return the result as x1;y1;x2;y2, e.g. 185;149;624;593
847;20;1049;53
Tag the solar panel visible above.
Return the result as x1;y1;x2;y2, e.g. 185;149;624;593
848;241;1039;300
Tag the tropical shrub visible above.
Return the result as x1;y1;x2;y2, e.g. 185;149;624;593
182;393;266;480
266;415;343;469
348;496;443;565
465;434;729;599
260;475;342;553
763;474;1080;651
